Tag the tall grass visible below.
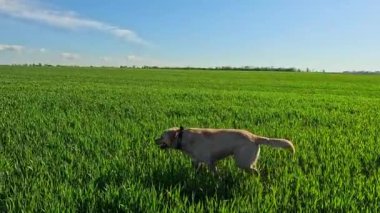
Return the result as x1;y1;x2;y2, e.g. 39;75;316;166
1;66;379;212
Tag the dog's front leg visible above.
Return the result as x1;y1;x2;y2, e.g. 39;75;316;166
207;162;217;175
191;159;202;173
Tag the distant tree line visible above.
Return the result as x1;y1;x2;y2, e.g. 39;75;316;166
121;65;324;73
343;70;380;74
5;63;324;72
138;66;303;72
4;63;323;72
6;64;380;74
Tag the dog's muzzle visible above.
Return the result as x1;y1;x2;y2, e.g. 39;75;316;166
159;143;169;149
155;138;168;149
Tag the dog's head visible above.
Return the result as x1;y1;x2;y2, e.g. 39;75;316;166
155;127;182;149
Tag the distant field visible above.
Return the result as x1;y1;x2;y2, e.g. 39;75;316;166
1;66;379;212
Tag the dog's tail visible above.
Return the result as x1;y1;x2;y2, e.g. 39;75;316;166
255;137;295;154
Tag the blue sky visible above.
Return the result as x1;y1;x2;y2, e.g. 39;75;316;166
0;0;379;71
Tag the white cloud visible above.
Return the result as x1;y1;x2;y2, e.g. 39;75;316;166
127;55;143;61
0;44;24;52
39;48;46;53
61;52;80;60
100;56;111;62
0;0;147;44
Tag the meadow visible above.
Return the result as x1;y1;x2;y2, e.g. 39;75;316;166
0;66;379;212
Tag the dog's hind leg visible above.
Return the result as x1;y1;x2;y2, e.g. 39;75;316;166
234;144;260;175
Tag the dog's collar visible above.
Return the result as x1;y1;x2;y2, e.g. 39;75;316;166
175;126;184;149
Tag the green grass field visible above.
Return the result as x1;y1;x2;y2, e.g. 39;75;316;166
1;66;380;212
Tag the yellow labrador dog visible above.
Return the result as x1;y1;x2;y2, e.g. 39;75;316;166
155;126;295;174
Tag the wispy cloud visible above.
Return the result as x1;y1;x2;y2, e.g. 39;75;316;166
61;52;80;60
0;44;24;52
0;0;147;45
127;55;143;62
100;56;111;62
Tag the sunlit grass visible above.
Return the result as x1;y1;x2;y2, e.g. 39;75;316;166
1;66;380;211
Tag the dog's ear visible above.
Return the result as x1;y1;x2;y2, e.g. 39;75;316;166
168;130;178;145
167;127;183;146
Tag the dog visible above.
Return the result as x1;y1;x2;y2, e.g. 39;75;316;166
155;126;295;174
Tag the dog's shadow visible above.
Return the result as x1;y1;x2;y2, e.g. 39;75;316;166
141;165;246;203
